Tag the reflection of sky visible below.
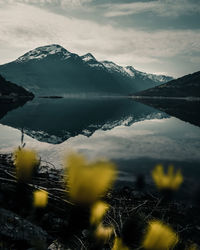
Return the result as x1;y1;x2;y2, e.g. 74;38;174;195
0;117;200;169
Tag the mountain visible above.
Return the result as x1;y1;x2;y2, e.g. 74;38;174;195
133;71;200;97
132;71;200;127
0;74;34;102
0;44;173;96
0;74;34;119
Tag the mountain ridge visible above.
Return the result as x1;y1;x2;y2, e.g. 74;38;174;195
0;44;173;95
133;71;200;97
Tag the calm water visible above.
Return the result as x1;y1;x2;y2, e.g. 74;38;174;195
0;97;200;184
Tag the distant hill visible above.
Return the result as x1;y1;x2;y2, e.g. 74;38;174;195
0;74;34;102
0;74;34;119
0;44;173;96
133;71;200;97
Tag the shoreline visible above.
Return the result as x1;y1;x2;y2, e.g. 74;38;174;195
0;153;199;249
131;95;200;101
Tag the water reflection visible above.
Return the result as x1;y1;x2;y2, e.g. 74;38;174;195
0;97;200;183
0;97;167;143
134;98;200;127
0;99;29;120
0;117;200;167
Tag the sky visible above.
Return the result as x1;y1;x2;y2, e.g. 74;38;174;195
0;0;200;77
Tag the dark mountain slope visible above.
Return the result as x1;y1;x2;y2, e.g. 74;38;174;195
0;74;34;119
134;71;200;97
0;74;34;100
132;71;200;127
0;44;173;96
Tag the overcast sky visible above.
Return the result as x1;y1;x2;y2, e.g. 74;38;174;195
0;0;200;77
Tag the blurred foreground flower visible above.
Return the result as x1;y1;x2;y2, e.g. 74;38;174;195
142;220;179;250
112;237;129;250
90;201;109;225
13;148;39;182
152;165;183;190
33;190;48;208
95;223;113;243
187;244;198;250
64;153;117;204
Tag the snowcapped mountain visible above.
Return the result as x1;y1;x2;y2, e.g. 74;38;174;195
81;56;172;84
81;53;96;62
101;61;130;76
86;58;172;83
124;66;136;77
124;66;172;83
81;53;105;69
16;44;72;62
0;44;173;95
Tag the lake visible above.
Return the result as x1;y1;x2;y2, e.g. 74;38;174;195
0;97;200;186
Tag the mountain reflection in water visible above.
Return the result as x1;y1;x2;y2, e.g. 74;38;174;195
0;97;168;144
134;98;200;127
0;96;200;185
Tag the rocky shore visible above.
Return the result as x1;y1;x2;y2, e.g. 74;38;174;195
0;154;199;249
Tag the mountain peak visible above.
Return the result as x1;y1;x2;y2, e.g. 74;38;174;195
16;44;71;62
101;60;116;65
123;66;136;77
81;53;96;62
125;66;136;71
101;60;128;75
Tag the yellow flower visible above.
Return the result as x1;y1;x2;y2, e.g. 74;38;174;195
95;223;113;243
186;244;198;250
64;153;117;204
90;201;109;225
152;165;183;190
33;190;48;208
13;148;39;182
142;220;179;250
112;237;129;250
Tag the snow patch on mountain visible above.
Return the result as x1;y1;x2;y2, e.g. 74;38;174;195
124;66;173;82
148;74;171;83
81;53;96;62
137;71;173;83
101;61;130;77
82;53;105;69
16;44;71;62
124;66;136;77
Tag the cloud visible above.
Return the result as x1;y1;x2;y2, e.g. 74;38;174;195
0;0;92;6
0;2;199;76
103;0;200;17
